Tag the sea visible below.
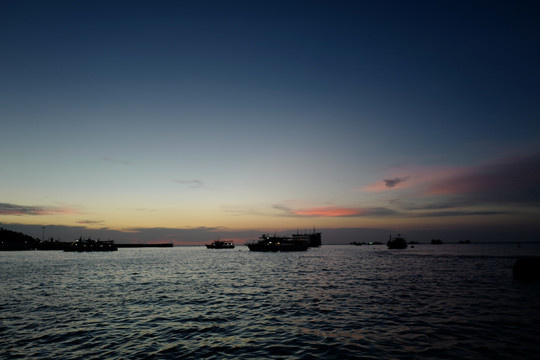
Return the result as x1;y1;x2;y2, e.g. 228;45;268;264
1;244;540;359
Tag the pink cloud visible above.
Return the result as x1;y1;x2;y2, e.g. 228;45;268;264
290;206;397;217
361;152;540;208
360;165;481;194
426;169;480;195
294;206;365;217
426;154;540;199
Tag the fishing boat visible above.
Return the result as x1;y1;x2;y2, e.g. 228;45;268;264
387;234;407;249
206;239;235;249
247;234;309;252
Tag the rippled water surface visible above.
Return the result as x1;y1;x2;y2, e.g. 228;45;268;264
1;244;540;359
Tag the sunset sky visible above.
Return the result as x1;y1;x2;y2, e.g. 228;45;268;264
1;1;539;244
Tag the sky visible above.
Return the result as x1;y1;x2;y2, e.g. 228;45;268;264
1;0;539;245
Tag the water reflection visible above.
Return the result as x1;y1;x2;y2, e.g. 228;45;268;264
1;245;540;359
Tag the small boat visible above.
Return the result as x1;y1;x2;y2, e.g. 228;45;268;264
247;234;309;252
350;241;366;246
206;239;235;249
387;234;407;249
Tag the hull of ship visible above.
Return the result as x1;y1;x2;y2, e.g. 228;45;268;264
387;240;407;249
247;243;308;252
206;244;235;249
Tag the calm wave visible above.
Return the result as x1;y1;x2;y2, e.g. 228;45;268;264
1;244;540;359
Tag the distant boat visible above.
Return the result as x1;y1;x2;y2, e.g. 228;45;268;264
387;234;407;249
206;239;235;249
64;238;118;252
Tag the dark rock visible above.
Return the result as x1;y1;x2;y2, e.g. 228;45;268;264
513;257;540;282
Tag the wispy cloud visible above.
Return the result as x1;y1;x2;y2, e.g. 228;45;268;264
275;204;397;217
0;203;80;216
103;157;132;166
412;210;511;217
384;176;410;188
175;179;205;189
362;174;417;192
77;220;105;225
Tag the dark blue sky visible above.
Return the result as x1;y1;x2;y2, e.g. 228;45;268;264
1;1;539;243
